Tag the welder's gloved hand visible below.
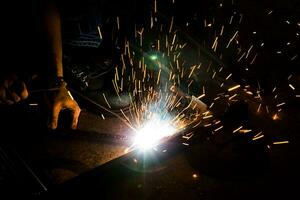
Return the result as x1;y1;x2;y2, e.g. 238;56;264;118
47;79;81;130
0;74;29;105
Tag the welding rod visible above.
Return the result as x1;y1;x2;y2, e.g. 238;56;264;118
170;85;207;113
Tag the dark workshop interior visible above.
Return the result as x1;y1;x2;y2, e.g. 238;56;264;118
0;0;299;199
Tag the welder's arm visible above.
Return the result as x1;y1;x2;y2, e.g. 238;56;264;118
43;0;81;130
43;0;63;78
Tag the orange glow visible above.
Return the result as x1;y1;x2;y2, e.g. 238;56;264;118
272;113;279;120
192;174;198;179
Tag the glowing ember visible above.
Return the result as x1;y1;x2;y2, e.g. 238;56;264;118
192;174;198;179
272;113;280;120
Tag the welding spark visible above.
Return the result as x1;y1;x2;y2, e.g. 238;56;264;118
233;126;243;133
99;0;296;158
289;84;295;90
273;141;289;145
252;135;264;141
228;84;241;92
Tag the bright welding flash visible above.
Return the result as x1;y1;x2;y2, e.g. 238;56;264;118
133;114;176;151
